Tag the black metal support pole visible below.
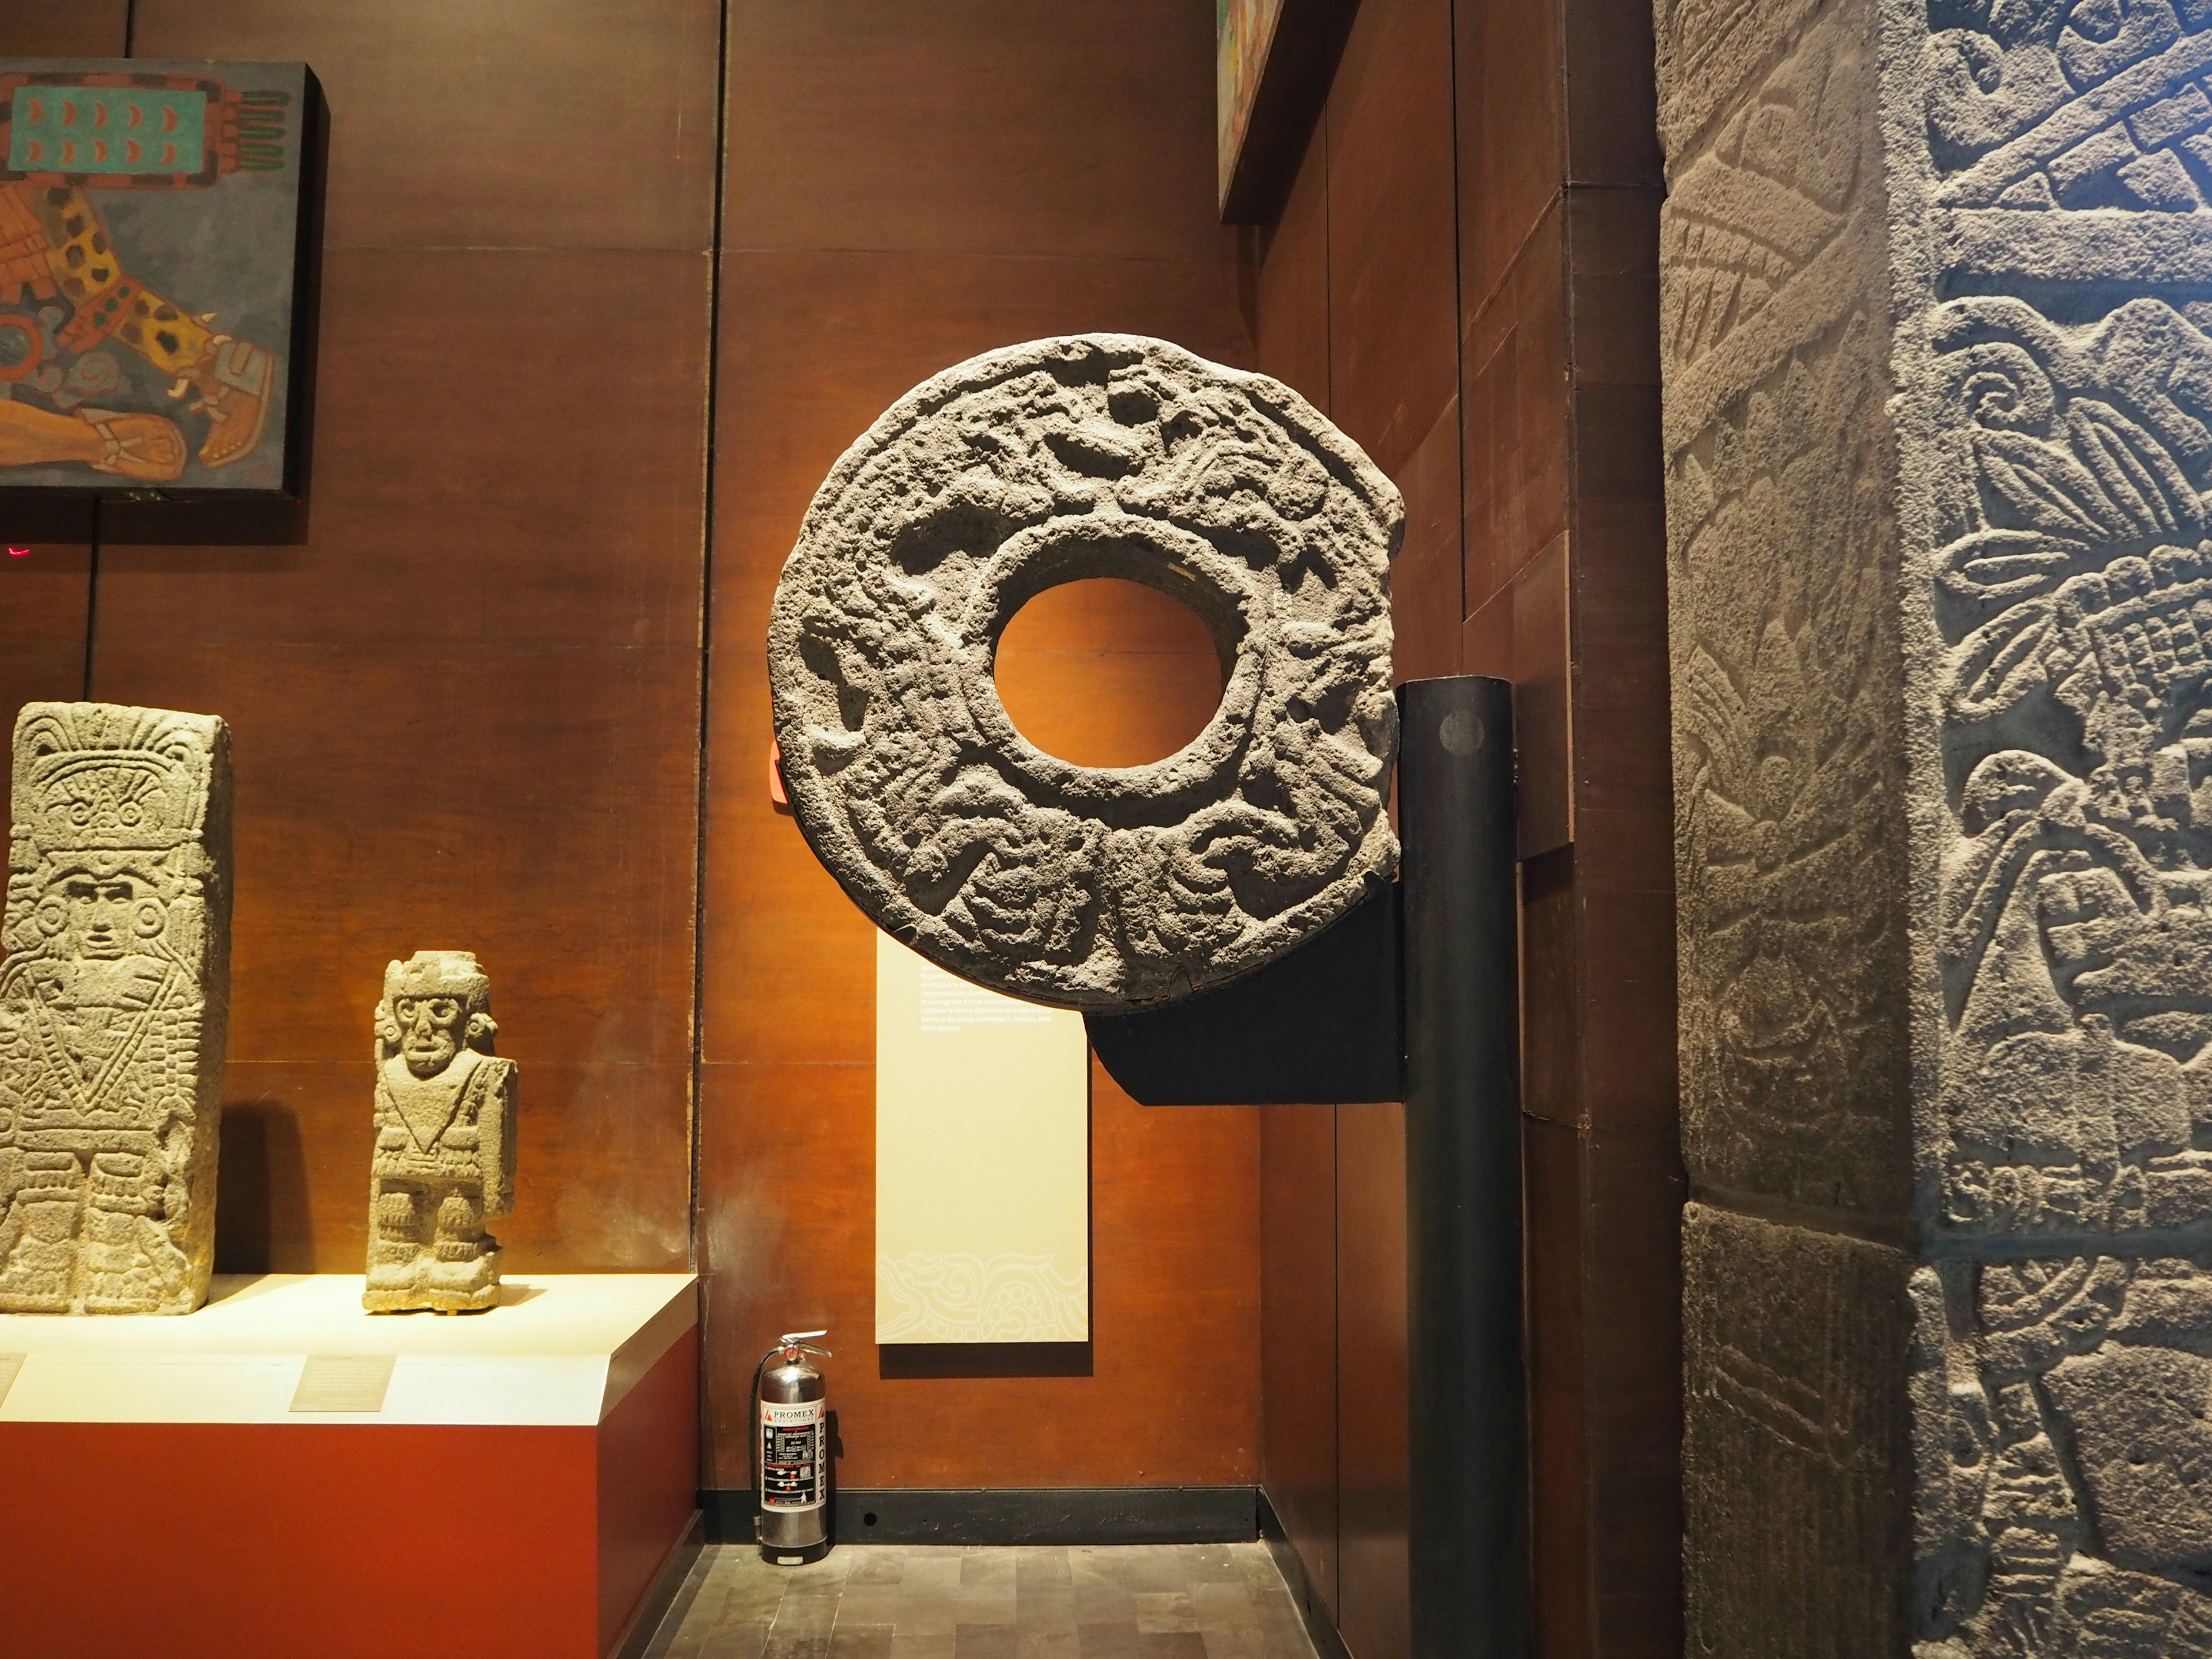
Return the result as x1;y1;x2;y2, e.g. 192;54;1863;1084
1400;676;1524;1659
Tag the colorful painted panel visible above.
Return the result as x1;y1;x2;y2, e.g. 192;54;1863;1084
7;86;210;179
1217;0;1285;206
0;60;310;495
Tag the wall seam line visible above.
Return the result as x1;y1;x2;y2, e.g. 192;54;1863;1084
690;0;735;1282
679;0;737;1493
1459;192;1566;338
88;2;134;698
1446;0;1468;634
1319;93;1342;1618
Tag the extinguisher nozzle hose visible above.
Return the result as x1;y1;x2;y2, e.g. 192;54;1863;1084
748;1346;773;1541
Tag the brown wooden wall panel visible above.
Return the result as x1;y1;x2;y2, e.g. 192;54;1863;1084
1525;1114;1590;1659
1462;200;1569;615
1556;170;1679;1659
1323;0;1459;479
722;0;1224;264
1573;482;1673;1148
1248;0;1679;1654
0;1;127;53
1580;1126;1683;1659
1560;0;1664;188
698;5;1259;1490
131;0;721;252
1262;1103;1338;1615
700;1058;1262;1490
1521;849;1581;1130
1563;191;1668;871
0;531;90;724
1255;126;1331;412
1390;398;1464;684
1336;1101;1408;1659
75;4;716;1274
1454;0;1564;316
1509;535;1574;857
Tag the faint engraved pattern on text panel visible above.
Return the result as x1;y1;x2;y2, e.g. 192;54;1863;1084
874;1251;1089;1343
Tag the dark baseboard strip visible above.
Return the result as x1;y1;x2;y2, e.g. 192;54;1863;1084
1257;1490;1353;1659
612;1510;707;1659
703;1487;1259;1548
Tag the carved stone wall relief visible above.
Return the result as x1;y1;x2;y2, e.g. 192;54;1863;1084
0;702;231;1315
1913;1251;2212;1656
1931;299;2212;1241
768;333;1403;1009
1666;0;1913;1213
1898;17;2212;1633
1664;0;2212;1651
1672;309;1911;1214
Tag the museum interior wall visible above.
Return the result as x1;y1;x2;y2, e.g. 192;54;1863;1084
1244;2;1679;1657
698;1;1266;1495
0;3;1679;1657
2;0;1266;1497
0;0;715;1277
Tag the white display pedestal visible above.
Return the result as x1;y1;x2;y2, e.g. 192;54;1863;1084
0;1273;700;1659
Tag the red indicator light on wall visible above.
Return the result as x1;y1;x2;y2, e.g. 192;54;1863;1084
7;547;27;558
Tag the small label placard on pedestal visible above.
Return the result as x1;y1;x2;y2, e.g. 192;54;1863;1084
290;1353;396;1413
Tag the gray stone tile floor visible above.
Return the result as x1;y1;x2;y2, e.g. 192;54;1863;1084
641;1542;1321;1659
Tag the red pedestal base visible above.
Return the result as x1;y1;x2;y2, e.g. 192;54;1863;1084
1;1324;698;1659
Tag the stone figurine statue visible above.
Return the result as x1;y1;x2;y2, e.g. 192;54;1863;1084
362;950;518;1314
0;702;232;1315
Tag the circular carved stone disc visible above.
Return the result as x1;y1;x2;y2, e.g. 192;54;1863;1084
768;334;1403;1009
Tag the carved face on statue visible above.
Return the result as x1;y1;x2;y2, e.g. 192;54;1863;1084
393;994;465;1078
378;950;494;1081
37;872;162;962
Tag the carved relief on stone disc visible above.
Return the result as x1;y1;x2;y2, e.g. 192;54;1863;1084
768;334;1403;1009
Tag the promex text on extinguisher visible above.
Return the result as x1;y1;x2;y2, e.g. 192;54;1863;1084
752;1329;831;1565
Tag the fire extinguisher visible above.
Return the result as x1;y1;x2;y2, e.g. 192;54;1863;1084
752;1329;831;1565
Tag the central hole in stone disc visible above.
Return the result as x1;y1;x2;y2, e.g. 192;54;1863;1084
994;577;1226;768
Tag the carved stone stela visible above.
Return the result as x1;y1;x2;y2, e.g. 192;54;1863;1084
768;334;1402;1010
0;703;230;1315
363;951;517;1315
1665;0;2212;1650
